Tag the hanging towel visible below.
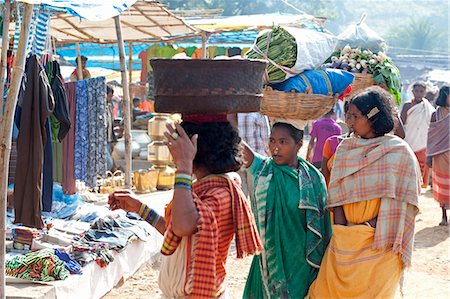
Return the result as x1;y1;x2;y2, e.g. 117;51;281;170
32;11;50;55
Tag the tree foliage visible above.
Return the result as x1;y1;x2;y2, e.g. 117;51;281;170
387;18;446;51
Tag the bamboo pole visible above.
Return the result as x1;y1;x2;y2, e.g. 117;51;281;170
75;42;82;80
114;15;132;188
128;41;133;98
0;4;34;298
0;1;11;127
201;31;208;59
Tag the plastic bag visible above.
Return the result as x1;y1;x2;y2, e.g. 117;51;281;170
247;26;336;83
269;68;354;96
336;14;387;53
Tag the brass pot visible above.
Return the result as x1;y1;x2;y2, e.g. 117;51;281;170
134;168;159;193
148;141;172;165
156;165;175;190
148;113;174;141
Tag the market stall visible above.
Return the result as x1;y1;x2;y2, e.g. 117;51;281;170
5;190;172;299
0;1;195;298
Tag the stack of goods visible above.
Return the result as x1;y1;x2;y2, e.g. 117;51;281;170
246;26;352;120
5;248;69;282
324;15;401;104
246;26;336;83
71;241;114;268
13;227;41;251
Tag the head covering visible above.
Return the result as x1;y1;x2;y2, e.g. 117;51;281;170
269;117;307;131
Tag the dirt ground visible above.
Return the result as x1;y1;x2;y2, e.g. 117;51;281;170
103;186;450;299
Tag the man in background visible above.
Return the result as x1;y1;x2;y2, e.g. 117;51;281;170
237;112;270;196
307;108;342;170
70;55;91;82
401;81;435;187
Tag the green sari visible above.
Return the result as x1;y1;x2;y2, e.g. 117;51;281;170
243;153;331;299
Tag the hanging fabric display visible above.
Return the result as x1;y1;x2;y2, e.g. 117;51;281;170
73;77;107;188
62;82;77;195
74;80;89;183
86;77;107;188
14;55;55;228
14;4;51;56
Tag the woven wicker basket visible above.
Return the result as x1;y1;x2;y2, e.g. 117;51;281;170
151;59;268;114
346;73;376;99
261;87;337;120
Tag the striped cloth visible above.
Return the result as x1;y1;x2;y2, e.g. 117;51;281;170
328;135;421;267
14;5;50;56
161;174;262;298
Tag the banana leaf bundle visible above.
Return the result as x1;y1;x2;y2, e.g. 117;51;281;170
246;26;297;83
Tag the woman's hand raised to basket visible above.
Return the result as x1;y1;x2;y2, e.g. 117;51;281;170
108;190;142;213
164;122;198;173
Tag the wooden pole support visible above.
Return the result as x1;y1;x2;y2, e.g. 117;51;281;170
75;42;82;80
114;15;132;188
0;3;34;298
0;1;11;127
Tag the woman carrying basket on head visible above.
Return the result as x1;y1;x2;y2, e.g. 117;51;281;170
309;86;421;298
109;116;262;298
241;119;332;299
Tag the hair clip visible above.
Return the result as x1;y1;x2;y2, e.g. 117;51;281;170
367;107;380;119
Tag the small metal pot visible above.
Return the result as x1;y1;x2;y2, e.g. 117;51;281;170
148;141;172;165
134;168;159;193
147;113;174;141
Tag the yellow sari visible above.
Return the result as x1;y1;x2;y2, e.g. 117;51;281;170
309;198;402;298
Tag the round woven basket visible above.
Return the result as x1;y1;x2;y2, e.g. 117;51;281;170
151;59;268;114
346;73;375;99
261;88;337;120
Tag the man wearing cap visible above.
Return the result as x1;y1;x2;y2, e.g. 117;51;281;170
70;55;91;82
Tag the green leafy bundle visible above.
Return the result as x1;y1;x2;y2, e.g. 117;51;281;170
246;26;297;83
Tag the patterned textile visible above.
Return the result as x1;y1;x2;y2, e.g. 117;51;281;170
86;77;107;187
74;80;89;182
237;112;270;155
432;153;450;208
244;153;331;298
328;135;421;266
161;175;262;298
414;148;430;186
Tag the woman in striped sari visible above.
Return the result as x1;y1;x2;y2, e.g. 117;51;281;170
309;86;421;298
109;117;262;298
242;121;332;299
427;85;450;225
